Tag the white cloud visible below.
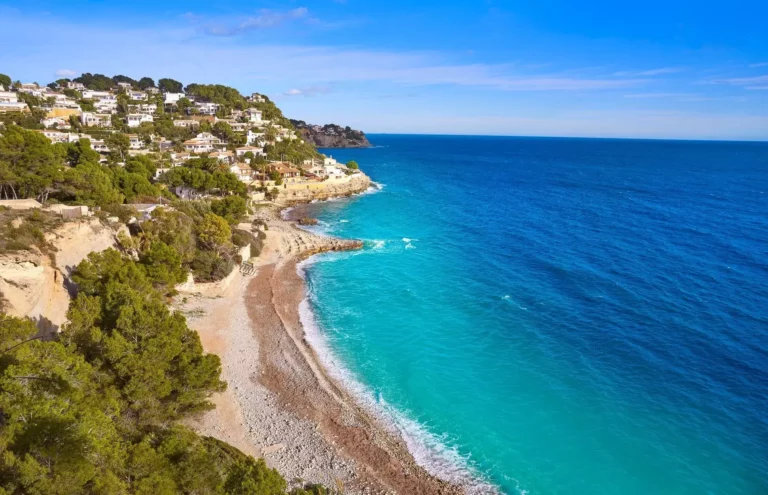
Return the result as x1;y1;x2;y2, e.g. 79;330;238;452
55;68;77;77
614;67;684;77
711;74;768;90
205;8;309;35
282;86;332;97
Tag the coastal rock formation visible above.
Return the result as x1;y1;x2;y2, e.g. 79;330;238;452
290;120;371;148
279;174;373;203
0;218;122;332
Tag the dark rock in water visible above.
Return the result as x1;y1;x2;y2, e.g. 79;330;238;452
290;120;371;148
297;217;319;226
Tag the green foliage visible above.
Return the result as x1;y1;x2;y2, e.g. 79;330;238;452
0;124;66;201
105;133;130;160
73;72;115;91
184;83;247;111
264;137;320;165
160;163;247;197
211;195;247;225
158;78;183;93
0;73;11;88
191;250;233;283
140;208;197;264
78;99;96;111
224;457;287;495
112;74;138;87
138;77;155;90
63;161;124;206
346;160;359;170
0;208;61;258
196;213;232;251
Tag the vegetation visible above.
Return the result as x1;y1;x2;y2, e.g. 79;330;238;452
346;160;359;170
73;72;115;91
158;78;183;93
0;208;61;259
184;84;248;112
0;73;11;88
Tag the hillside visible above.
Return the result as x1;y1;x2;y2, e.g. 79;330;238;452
290;120;371;148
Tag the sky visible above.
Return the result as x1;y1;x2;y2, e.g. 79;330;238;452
1;0;767;140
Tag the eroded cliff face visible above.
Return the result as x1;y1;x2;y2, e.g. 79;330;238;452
279;174;373;203
0;218;124;332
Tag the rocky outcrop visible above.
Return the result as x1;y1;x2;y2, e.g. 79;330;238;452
290;120;371;148
0;218;124;332
279;174;372;203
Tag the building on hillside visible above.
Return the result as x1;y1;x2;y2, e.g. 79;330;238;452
164;92;185;105
173;119;199;129
37;130;81;143
0;91;18;103
245;108;262;122
0;102;30;113
41;117;71;129
209;150;234;164
246;129;265;146
324;156;338;166
129;91;148;101
81;112;111;127
126;113;153;127
248;93;266;103
195;102;219;115
182;139;214;153
193;132;222;144
170;152;192;165
126;134;144;149
82;90;111;100
267;162;301;180
117;82;133;90
230;163;256;183
145;87;160;94
235;146;265;158
94;100;117;113
130;103;157;114
89;139;110;153
66;81;86;90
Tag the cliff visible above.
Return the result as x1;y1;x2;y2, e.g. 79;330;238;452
278;174;372;203
290;120;371;148
0;218;124;333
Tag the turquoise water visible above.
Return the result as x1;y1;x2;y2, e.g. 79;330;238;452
299;136;768;494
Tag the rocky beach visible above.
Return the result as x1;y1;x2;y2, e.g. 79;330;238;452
183;185;462;494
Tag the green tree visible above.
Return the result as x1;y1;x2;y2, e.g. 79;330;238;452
210;195;247;225
0;73;11;88
346;160;359;170
196;213;232;252
158;78;183;93
105;132;130;161
138;77;155;90
224;457;287;495
140;240;188;289
0;124;66;201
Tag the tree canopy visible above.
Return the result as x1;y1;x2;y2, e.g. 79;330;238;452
158;78;183;93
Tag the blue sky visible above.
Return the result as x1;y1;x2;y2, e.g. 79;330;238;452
2;0;767;140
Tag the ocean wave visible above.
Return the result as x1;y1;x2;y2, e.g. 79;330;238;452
295;267;502;494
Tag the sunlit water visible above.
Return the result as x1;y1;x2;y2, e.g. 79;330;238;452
296;135;768;494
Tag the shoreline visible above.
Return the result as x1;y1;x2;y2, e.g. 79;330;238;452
183;179;465;494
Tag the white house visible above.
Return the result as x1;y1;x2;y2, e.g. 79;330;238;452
182;139;214;153
89;139;110;153
209;151;234;164
249;93;266;103
94;100;117;113
235;146;265;158
324;156;338;166
117;82;133;90
245;108;262;123
126;113;153;127
164;92;185;105
230;163;255;183
170;152;192;164
126;134;144;149
173;119;199;128
0;102;29;113
66;81;85;90
0;91;18;103
132;103;157;115
194;132;222;144
80;112;111;127
41;117;71;129
82;90;111;100
129;91;148;101
195;102;219;115
246;130;265;146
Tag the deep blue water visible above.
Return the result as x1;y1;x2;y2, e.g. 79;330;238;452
300;135;768;494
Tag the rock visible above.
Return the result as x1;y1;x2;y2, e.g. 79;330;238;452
297;217;318;226
289;120;371;148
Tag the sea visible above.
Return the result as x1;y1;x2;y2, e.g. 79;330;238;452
296;135;768;494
